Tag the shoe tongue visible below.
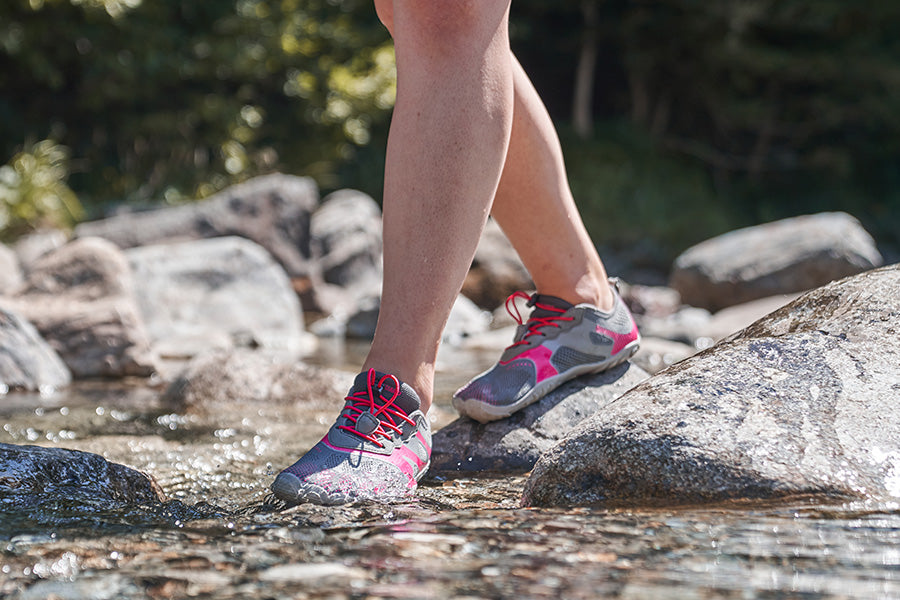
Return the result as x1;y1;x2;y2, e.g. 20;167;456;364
351;370;421;415
527;294;574;320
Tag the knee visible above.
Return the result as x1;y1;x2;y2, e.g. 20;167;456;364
374;0;394;35
395;0;505;51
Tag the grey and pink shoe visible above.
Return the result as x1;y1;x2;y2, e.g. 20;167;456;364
452;284;640;423
272;369;431;505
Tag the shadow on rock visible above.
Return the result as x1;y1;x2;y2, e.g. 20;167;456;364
429;362;650;474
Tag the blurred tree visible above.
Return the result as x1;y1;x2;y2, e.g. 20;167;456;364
2;0;898;252
0;140;84;240
512;0;900;249
0;0;393;219
515;0;900;178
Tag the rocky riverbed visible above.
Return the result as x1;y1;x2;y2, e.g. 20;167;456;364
3;370;900;599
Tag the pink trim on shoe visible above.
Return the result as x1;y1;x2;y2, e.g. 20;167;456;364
499;344;559;382
416;430;432;455
596;320;640;354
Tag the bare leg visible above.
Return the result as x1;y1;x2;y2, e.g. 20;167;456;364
450;59;640;424
491;58;615;312
370;6;611;313
362;0;515;411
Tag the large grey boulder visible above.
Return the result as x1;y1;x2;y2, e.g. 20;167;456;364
523;264;900;507
2;238;156;378
0;307;71;393
430;363;649;473
0;443;165;504
0;243;23;295
75;174;318;282
126;237;308;359
670;212;883;311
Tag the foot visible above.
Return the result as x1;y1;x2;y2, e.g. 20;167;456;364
271;369;432;505
452;283;640;423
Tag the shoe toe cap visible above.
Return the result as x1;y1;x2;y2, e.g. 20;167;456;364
272;471;352;506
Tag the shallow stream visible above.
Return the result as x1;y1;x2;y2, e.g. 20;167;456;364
2;343;900;598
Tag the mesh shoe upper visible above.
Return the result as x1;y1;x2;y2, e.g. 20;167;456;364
453;286;640;421
272;369;431;505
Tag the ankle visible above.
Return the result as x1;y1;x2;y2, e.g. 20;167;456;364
580;278;615;312
537;277;614;312
360;359;434;413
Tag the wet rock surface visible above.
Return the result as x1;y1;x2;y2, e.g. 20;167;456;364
430;363;649;473
0;443;165;504
126;237;308;359
0;307;71;393
1;205;898;597
0;238;156;378
1;347;900;598
670;212;883;311
524;264;900;507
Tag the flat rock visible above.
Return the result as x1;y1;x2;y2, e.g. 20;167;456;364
3;238;156;378
429;362;649;474
0;306;71;393
0;443;165;504
670;212;883;311
523;264;900;507
126;237;308;359
163;349;352;412
75;173;318;281
0;243;23;294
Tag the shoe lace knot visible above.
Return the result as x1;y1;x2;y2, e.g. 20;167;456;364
338;369;415;447
505;291;574;350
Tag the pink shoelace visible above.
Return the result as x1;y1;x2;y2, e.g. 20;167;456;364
504;291;574;351
337;369;415;447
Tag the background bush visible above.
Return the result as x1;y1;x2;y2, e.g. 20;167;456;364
2;0;898;266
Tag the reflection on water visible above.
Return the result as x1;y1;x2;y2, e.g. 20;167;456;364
2;345;900;598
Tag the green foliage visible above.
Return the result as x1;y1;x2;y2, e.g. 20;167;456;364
563;123;740;266
513;0;900;255
0;140;84;240
2;0;899;256
0;0;393;217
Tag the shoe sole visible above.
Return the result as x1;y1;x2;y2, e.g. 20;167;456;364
452;339;640;424
271;458;432;506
